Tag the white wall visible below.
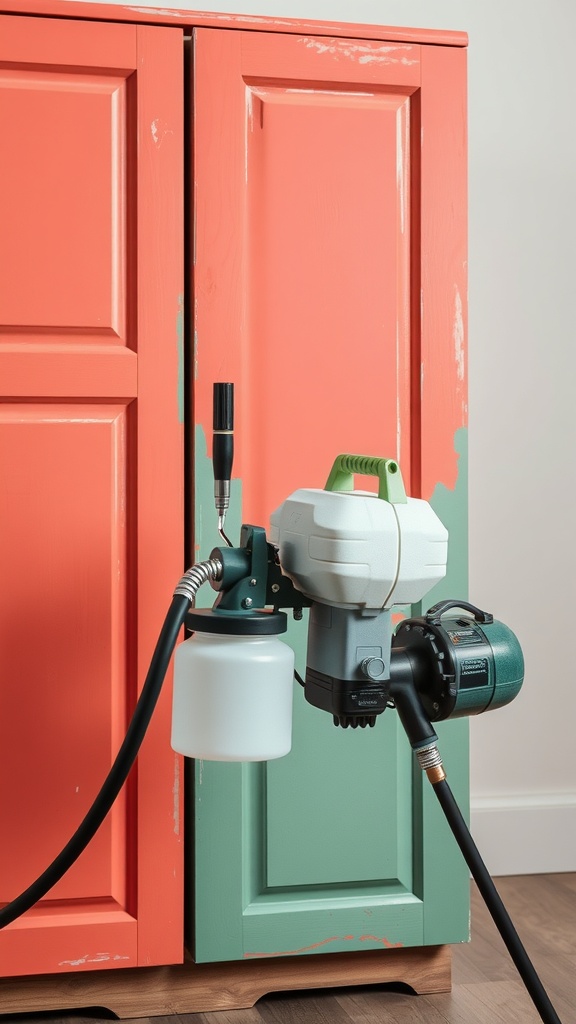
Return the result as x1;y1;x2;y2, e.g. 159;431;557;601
85;0;576;873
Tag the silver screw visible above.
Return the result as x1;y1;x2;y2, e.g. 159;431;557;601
271;583;280;594
242;597;253;609
249;578;258;587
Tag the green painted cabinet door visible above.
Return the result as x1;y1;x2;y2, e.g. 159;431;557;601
191;26;469;962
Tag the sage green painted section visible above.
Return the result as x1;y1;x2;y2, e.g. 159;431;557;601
419;426;470;945
194;424;242;580
422;428;469;611
192;425;471;960
265;676;414;888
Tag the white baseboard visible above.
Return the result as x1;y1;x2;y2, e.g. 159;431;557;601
469;794;576;876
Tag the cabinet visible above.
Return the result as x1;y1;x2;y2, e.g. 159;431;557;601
0;13;185;975
0;1;468;1014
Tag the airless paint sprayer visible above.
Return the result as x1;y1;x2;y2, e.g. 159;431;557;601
0;383;562;1024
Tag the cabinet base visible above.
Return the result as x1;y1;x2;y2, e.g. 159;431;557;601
0;945;450;1018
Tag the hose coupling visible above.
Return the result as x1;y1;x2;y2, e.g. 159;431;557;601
415;742;446;784
173;557;224;604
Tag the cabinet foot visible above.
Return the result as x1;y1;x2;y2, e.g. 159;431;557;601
0;945;450;1018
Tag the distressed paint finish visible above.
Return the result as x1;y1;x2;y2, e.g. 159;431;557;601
0;15;184;975
192;28;468;962
0;0;468;47
418;44;468;498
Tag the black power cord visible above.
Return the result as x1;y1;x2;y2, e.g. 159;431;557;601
431;776;562;1024
0;594;190;930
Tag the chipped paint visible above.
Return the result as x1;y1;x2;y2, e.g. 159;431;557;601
298;37;418;66
244;933;403;958
58;952;130;967
453;286;465;382
150;118;173;147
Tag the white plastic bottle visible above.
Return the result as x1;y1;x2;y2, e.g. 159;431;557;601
171;630;295;761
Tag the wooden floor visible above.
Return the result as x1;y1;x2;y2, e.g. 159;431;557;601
2;874;574;1024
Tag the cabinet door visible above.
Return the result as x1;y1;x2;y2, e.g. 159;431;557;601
0;15;184;975
192;28;468;963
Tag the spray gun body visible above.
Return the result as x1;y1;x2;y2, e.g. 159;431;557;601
268;456;450;727
174;441;524;757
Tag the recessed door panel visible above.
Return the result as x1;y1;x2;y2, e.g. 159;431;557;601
0;69;129;340
0;404;130;902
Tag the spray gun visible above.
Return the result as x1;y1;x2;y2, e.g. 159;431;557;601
174;434;523;762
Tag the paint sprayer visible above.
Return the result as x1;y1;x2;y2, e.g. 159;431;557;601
0;384;562;1024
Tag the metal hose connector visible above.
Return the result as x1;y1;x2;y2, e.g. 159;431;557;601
415;742;446;784
173;557;224;604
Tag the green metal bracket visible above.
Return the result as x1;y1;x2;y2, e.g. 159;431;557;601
325;454;407;503
211;525;268;612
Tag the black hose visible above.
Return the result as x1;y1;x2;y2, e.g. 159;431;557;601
0;594;190;930
432;777;562;1024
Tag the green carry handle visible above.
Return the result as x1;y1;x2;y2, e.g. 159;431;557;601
324;454;407;503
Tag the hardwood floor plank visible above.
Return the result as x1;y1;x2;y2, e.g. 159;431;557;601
257;991;354;1024
336;986;452;1023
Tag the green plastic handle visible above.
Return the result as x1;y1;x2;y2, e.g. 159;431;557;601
324;454;407;503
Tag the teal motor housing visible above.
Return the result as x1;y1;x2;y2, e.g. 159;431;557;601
392;600;524;721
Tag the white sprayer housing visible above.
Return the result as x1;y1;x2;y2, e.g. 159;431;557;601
269;487;448;611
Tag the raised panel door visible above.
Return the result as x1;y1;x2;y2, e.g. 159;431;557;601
192;28;468;962
0;14;184;974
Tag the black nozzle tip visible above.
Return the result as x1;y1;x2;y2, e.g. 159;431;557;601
213;382;234;431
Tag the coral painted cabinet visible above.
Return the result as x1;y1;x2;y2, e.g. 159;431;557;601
192;29;469;961
0;2;467;984
0;16;184;974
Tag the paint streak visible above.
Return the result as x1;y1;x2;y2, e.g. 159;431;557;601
176;294;184;423
173;753;180;836
396;321;401;465
360;934;403;949
396;105;406;236
127;8;299;28
453;286;465;382
299;37;418;66
244;934;403;958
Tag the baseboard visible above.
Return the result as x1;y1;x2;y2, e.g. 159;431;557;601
470;794;576;875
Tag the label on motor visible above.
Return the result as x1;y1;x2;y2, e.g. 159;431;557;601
459;657;489;689
349;690;388;709
447;628;484;647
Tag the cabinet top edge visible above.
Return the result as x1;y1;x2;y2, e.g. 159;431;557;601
0;0;468;46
